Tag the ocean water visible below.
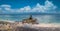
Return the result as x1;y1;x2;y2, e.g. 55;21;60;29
0;14;60;24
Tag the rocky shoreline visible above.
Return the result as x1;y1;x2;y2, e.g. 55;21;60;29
15;27;60;31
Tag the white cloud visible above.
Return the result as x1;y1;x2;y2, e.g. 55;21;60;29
24;6;31;11
0;0;57;14
32;3;45;12
0;4;11;10
18;6;31;13
45;0;57;10
32;0;57;13
0;5;11;14
1;5;11;7
18;0;57;13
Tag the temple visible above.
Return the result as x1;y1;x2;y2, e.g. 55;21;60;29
22;15;38;24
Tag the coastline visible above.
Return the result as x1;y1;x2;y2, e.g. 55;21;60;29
0;20;60;31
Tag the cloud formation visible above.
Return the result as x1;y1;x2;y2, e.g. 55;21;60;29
0;0;57;14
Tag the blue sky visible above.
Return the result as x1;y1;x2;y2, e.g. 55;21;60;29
0;0;60;14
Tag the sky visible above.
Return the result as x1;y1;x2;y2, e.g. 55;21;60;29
0;0;60;14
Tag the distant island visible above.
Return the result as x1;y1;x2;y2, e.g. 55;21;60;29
22;15;38;24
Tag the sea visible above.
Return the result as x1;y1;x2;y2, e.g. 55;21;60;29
0;14;60;24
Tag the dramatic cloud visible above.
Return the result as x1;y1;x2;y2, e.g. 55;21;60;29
32;0;57;13
0;0;57;14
